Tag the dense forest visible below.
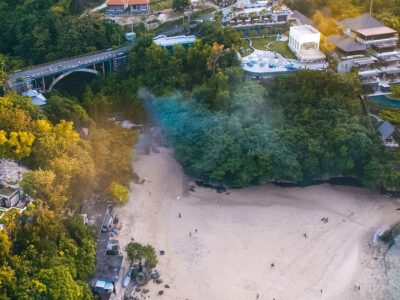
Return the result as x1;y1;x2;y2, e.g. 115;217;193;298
152;71;400;188
0;90;138;299
0;0;123;66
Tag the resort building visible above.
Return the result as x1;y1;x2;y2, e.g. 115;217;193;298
329;14;400;91
378;121;399;149
327;34;366;58
222;1;292;31
107;0;149;14
215;0;237;7
288;25;325;62
153;35;196;52
338;14;398;46
22;89;46;106
128;0;149;14
106;0;128;14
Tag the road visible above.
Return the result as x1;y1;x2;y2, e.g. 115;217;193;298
90;0;107;13
10;45;133;85
11;8;218;84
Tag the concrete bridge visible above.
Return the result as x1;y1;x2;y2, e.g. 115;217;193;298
9;45;133;93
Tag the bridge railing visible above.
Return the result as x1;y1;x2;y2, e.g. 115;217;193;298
12;44;133;78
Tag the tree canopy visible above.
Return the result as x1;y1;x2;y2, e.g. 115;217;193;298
152;71;399;189
0;0;124;66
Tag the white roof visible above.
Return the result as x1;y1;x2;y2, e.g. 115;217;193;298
358;69;382;76
291;25;320;35
153;35;196;47
22;89;46;106
23;89;39;97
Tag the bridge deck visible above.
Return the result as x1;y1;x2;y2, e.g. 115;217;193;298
10;45;133;86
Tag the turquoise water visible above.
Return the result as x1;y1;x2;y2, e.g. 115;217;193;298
369;95;400;108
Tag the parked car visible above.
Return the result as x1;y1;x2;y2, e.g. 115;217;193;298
101;215;113;233
123;267;133;287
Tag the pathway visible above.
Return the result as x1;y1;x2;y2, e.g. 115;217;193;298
90;1;107;13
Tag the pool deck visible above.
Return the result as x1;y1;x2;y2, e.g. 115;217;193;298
240;45;327;76
368;94;400;108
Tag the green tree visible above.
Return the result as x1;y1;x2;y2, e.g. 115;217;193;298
125;241;158;268
142;245;158;268
391;84;400;98
125;241;144;264
173;0;190;11
44;94;89;125
37;266;87;300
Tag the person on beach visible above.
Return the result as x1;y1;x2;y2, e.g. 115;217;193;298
189;232;192;237
179;213;181;218
304;233;307;239
195;229;197;233
270;263;274;268
256;293;259;299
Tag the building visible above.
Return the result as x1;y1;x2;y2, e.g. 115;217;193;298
153;35;196;52
106;0;128;14
378;120;399;149
0;159;28;212
128;0;149;13
22;89;46;106
327;34;366;58
339;14;398;46
215;0;237;7
292;10;315;26
288;25;325;62
334;14;400;91
0;186;22;208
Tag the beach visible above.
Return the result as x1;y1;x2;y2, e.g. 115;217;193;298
115;147;400;300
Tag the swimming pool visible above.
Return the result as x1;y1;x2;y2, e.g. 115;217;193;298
369;95;400;108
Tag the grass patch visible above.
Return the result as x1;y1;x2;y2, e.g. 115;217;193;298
239;39;253;57
151;18;185;34
251;37;275;50
151;0;173;11
192;7;215;19
248;37;296;59
269;41;296;59
387;94;400;101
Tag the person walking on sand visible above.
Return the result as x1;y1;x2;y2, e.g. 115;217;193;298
256;293;259;299
270;263;275;269
304;233;307;239
179;213;181;218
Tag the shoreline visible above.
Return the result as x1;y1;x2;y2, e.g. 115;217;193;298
114;146;400;300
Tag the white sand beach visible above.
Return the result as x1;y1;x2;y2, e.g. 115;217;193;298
116;147;400;300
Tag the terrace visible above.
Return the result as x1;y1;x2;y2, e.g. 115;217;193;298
241;47;326;77
356;27;398;45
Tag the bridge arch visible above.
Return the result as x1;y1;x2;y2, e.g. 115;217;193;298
48;68;99;91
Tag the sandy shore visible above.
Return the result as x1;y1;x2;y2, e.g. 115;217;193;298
115;147;400;300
